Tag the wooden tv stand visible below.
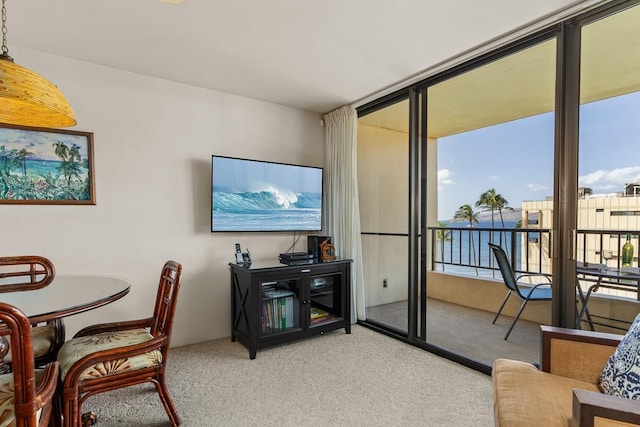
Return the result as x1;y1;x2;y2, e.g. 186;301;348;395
230;259;351;359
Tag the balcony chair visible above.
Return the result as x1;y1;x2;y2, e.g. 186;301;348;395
57;260;183;427
0;256;65;368
0;302;59;426
488;243;552;340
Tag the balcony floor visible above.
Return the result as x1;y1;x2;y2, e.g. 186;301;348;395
366;297;541;366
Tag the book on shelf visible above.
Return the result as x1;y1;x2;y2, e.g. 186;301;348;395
310;306;328;319
263;289;295;299
262;294;296;331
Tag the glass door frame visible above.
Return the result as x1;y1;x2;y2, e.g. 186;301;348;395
356;0;640;372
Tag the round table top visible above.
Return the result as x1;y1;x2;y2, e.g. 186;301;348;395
0;275;131;323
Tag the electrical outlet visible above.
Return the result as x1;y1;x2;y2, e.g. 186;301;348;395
383;278;388;288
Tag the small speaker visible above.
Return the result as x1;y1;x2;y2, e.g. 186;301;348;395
308;235;331;259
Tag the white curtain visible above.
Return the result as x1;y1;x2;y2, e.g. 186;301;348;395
323;105;365;322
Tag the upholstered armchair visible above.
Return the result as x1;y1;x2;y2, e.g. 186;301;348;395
493;324;640;427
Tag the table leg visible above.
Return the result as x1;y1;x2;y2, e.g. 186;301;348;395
576;278;597;331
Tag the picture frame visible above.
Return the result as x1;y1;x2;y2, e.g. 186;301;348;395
0;123;95;205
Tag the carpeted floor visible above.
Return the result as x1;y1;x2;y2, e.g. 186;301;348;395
83;325;494;426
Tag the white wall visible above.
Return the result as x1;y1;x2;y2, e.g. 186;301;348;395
2;47;325;347
357;122;409;307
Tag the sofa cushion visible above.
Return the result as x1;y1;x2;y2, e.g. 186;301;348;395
599;313;640;399
493;358;599;427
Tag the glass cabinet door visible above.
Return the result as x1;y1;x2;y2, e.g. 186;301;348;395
309;272;343;327
260;279;301;335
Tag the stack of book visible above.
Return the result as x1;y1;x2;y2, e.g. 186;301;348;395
310;306;331;324
262;285;296;332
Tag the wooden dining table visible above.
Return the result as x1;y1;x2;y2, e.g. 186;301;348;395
0;274;131;324
0;274;131;367
0;274;132;426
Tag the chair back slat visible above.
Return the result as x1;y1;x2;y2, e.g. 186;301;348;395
151;261;182;349
0;256;55;293
0;303;36;418
488;243;524;298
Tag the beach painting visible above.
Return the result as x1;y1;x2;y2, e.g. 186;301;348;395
0;124;95;204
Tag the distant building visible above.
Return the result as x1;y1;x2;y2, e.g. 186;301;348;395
625;182;640;197
522;185;640;299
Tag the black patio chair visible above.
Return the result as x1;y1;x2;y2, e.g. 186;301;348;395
488;243;552;340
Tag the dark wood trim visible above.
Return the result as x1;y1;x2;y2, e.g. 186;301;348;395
0;255;55;293
573;389;640;427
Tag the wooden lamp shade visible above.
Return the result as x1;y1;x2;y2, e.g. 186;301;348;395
0;57;76;127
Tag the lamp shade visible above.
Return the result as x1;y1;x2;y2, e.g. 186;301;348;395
0;58;76;127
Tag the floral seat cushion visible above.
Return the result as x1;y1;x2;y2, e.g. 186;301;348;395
5;324;56;363
57;328;162;381
599;313;640;399
0;369;46;426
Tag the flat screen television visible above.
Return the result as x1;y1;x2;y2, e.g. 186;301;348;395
211;155;323;232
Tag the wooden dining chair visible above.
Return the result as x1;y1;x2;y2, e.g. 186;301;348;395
57;260;183;427
0;302;59;426
0;256;65;368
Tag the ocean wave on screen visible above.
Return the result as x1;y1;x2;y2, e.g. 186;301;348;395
213;188;321;212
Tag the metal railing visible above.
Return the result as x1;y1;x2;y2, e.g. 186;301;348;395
429;226;552;277
429;226;639;278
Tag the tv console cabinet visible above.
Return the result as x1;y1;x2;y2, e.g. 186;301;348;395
230;259;351;359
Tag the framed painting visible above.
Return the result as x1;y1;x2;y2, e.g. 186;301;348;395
0;124;95;205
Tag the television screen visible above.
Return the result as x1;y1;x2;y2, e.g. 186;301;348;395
211;155;323;232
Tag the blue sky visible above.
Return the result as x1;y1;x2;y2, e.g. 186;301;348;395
437;90;640;220
0;128;89;161
212;156;323;194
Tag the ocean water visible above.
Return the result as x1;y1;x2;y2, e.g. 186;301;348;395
11;159;68;177
437;219;523;276
212;190;322;231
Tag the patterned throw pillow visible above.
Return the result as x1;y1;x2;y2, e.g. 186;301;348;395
599;313;640;399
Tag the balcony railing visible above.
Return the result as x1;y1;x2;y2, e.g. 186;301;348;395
429;226;552;277
429;226;639;285
429;225;640;310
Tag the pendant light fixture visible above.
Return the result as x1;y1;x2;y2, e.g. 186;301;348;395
0;0;76;127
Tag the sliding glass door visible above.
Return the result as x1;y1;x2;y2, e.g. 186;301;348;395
356;0;640;371
422;36;557;366
575;2;640;332
357;97;411;335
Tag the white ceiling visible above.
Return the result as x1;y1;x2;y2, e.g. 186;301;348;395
9;0;586;114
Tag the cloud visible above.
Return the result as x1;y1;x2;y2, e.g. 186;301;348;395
579;166;640;192
438;169;455;191
489;175;499;180
527;183;548;191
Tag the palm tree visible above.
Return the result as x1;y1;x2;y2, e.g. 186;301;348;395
17;148;34;177
494;194;514;229
52;141;84;198
436;221;452;271
476;188;500;229
477;188;514;249
453;204;480;275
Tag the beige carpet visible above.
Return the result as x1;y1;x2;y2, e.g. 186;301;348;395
82;325;494;426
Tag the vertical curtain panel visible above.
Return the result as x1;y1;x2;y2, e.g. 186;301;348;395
323;105;365;322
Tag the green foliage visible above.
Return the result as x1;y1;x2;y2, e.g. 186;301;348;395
0;142;89;201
